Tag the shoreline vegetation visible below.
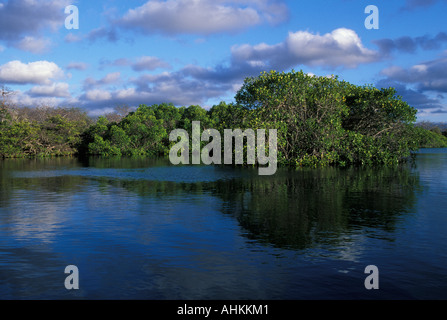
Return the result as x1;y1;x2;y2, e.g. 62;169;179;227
1;70;447;167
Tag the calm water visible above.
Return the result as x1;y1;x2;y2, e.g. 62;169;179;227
0;149;446;300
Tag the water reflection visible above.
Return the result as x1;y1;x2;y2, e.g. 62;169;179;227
1;157;422;251
0;156;433;299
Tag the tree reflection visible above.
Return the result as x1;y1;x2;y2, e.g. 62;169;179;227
212;166;422;249
1;157;422;250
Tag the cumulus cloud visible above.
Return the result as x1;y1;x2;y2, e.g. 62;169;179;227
116;0;289;36
134;71;231;101
100;72;122;85
286;28;379;68
373;32;447;56
0;0;70;52
132;56;172;71
0;0;69;41
15;36;52;53
77;68;233;112
86;27;119;43
170;28;379;87
377;79;444;110
9;89;65;108
227;28;380;71
28;82;70;97
84;89;113;102
0;60;64;85
83;72;122;90
380;55;447;92
101;56;171;71
377;54;447;114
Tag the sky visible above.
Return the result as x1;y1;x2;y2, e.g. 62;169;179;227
0;0;447;122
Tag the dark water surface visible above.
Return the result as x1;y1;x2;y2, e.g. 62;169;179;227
1;149;446;300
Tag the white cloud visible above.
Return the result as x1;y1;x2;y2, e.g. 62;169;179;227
0;60;64;85
85;89;113;101
381;65;405;78
87;107;116;117
28;82;70;98
102;56;171;71
412;64;429;73
380;55;447;92
86;27;118;43
76;67;234;111
116;87;138;100
117;0;288;35
9;89;62;108
132;56;171;71
231;28;380;69
101;72;121;84
286;28;378;67
83;72;122;90
15;36;51;53
0;0;70;41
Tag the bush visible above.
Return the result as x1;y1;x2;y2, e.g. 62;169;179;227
235;70;419;167
1;70;443;165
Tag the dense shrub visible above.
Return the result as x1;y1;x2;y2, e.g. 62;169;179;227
0;103;90;157
235;70;419;167
1;70;445;166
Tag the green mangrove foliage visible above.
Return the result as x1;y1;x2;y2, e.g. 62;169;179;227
0;104;90;158
235;70;420;167
84;105;167;157
1;70;446;166
413;124;447;148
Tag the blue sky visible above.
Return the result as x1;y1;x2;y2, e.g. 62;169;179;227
1;0;447;121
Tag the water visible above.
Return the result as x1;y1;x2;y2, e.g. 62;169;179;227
0;150;446;300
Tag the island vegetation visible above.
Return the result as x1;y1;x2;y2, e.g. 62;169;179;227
1;70;446;167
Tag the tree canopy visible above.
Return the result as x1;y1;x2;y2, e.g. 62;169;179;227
1;70;446;166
